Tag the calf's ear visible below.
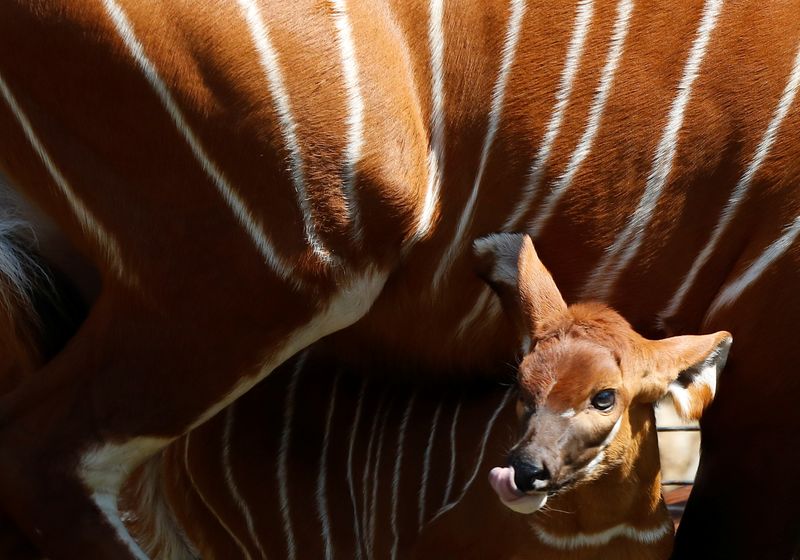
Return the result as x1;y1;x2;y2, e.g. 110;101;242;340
473;233;567;349
638;331;732;421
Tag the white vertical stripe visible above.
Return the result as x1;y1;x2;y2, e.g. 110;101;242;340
223;405;267;559
456;288;499;339
390;393;415;560
277;352;307;560
236;0;332;263
316;373;340;560
184;434;252;560
92;492;149;560
528;0;634;238
0;72;129;284
707;216;800;318
346;380;367;560
329;0;365;242
416;0;447;240
418;400;442;530
504;0;594;231
432;0;527;288
368;397;393;559
361;390;387;558
441;399;461;506
101;0;297;283
584;0;724;300
662;42;800;320
433;389;512;520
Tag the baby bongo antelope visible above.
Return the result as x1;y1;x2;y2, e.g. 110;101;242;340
475;233;731;551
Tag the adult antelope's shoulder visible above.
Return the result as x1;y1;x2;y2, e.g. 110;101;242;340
0;1;798;558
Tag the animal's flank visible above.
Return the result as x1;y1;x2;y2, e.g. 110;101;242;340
507;0;593;232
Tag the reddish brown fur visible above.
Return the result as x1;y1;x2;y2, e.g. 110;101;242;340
0;0;797;557
122;350;674;560
479;235;728;523
117;236;724;560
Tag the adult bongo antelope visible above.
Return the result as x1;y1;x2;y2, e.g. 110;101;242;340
0;0;798;557
123;235;728;560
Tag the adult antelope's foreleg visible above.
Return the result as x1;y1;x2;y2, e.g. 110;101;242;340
0;265;388;560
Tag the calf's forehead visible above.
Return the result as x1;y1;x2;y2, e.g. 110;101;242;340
519;339;622;408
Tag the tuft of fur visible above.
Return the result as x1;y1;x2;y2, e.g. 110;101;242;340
0;189;49;383
0;180;88;392
121;454;200;560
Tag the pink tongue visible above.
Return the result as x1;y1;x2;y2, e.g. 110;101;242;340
488;466;524;503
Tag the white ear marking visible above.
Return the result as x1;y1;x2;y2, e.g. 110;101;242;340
667;335;732;417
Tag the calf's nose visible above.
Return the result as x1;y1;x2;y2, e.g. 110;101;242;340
510;455;550;492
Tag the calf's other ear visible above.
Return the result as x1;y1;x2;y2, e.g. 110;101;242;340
473;233;567;345
638;331;732;421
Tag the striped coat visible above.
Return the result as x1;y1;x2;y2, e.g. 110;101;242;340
0;0;798;557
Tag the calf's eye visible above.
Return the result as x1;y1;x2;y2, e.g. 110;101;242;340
591;389;616;411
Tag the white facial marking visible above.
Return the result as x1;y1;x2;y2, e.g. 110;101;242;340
584;417;622;476
583;450;606;476
661;41;800;321
532;520;674;549
529;0;633;237
504;0;594;231
603;416;623;447
432;0;527;289
532;479;548;490
0;72;129;285
101;0;296;284
559;408;576;419
584;0;724;300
